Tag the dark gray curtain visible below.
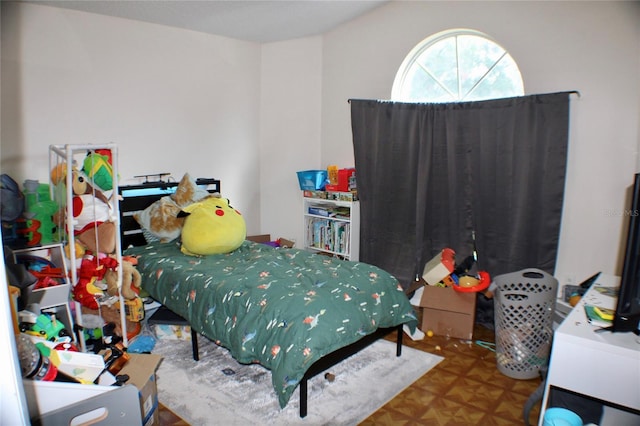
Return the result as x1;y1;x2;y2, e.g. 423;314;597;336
350;92;572;288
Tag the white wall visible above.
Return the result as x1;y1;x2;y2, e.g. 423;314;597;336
259;37;323;245
319;1;640;285
1;2;263;235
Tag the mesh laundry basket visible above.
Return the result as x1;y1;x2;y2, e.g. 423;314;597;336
493;268;558;379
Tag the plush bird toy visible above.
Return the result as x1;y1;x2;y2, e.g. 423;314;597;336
178;197;246;256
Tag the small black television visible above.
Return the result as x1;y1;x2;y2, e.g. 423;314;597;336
611;173;640;334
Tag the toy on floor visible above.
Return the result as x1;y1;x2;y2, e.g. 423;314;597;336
127;330;156;353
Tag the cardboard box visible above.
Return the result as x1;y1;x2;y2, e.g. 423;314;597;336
413;283;476;340
246;234;271;243
278;238;295;248
247;234;295;248
119;353;163;426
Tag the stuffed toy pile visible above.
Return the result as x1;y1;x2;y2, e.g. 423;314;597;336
133;173;247;256
50;150;144;345
50;162;116;255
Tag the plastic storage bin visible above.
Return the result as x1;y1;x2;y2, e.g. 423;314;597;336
493;268;558;379
297;170;327;191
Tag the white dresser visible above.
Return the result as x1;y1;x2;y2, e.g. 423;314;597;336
539;274;640;424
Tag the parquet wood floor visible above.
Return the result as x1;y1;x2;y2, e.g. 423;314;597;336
157;324;542;425
361;324;542;425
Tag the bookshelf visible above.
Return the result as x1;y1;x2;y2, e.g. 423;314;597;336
302;195;359;261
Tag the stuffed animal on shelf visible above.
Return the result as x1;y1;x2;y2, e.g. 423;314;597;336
82;149;113;192
178;196;246;256
104;257;142;300
51;163;116;255
72;254;118;310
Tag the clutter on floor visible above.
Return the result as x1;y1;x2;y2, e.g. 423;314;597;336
407;246;491;341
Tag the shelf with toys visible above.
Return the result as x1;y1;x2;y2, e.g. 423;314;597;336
2;144;153;426
48;144;133;351
12;243;75;341
298;166;360;261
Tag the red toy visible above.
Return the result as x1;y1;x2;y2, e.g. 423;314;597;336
72;254;118;310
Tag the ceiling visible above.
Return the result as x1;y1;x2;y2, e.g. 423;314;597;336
23;0;389;43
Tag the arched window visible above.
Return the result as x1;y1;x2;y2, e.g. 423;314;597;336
392;29;524;103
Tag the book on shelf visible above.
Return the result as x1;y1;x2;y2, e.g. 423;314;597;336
307;205;351;219
305;217;350;255
308;206;333;217
333;207;351;219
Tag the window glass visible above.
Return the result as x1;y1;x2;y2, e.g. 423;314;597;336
392;29;524;102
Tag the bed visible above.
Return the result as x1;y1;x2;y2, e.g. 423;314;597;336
119;177;417;417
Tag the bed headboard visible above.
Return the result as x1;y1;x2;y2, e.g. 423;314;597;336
118;178;221;249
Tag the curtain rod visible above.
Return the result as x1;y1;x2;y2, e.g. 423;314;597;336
348;91;582;103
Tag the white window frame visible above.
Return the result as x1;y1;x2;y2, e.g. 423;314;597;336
392;29;524;103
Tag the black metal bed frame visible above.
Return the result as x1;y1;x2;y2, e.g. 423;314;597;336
146;306;403;417
118;178;221;249
119;178;404;418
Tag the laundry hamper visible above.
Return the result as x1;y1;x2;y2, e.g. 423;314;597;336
493;268;558;379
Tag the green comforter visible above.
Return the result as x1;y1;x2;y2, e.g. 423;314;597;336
126;241;417;408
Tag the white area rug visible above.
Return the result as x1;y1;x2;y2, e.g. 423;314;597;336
152;334;443;425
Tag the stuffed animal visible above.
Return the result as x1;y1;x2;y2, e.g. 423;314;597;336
178;197;246;256
64;241;86;262
51;163;116;255
72;254;118;310
82;149;113;192
104;258;142;300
